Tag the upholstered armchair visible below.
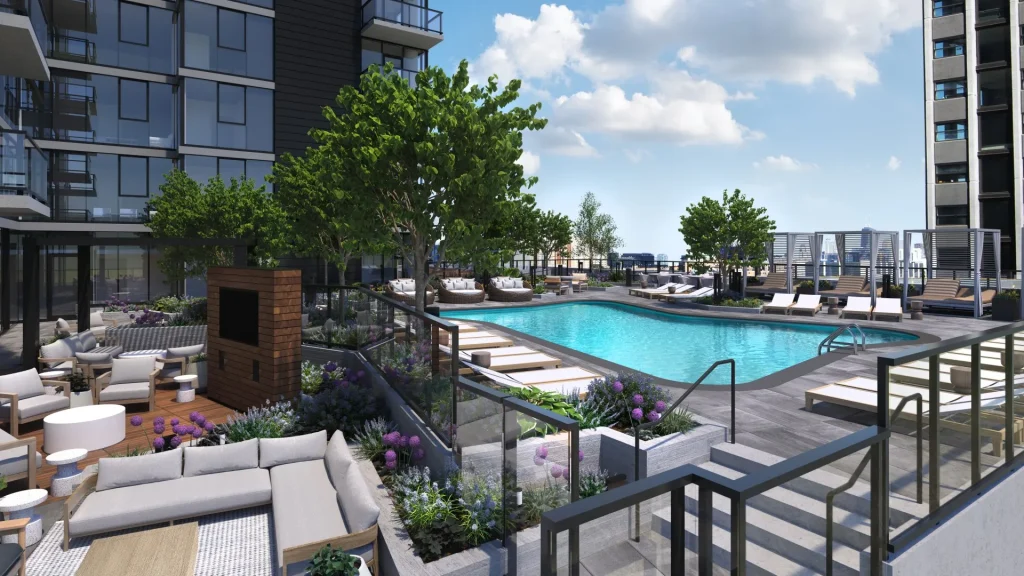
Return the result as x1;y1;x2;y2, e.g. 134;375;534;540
93;357;159;411
0;369;71;437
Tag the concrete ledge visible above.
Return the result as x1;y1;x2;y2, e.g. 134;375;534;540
668;301;762;315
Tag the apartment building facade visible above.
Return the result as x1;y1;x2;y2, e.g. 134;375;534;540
0;0;442;328
924;0;1019;272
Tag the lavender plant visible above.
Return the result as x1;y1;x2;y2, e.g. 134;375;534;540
217;400;297;442
352;417;398;463
586;373;671;430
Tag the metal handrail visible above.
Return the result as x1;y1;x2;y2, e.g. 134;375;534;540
817;323;866;355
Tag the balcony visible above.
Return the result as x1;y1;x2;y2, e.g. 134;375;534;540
0;130;50;217
363;66;419;87
361;0;443;51
0;0;50;81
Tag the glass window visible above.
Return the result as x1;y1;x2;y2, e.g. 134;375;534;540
149;158;173;195
935;122;966;141
119;156;148;196
184;79;272;151
246;15;273;80
119;80;148;121
936;205;968;226
977;26;1010;64
933;1;964;17
218;9;246;51
934;38;964;58
218;84;245;124
935;80;965;100
185;79;217;147
936;163;968;183
246;160;273;185
119;2;149;46
245;87;273;152
184;155;218;184
184;1;272;80
219;159;245;182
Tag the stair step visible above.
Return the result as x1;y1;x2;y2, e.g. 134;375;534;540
699;461;871;551
651;506;824;576
711;443;927;526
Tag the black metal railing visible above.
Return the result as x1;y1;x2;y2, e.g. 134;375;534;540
933;1;964;17
361;0;442;34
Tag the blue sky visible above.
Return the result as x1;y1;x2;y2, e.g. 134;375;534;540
429;0;925;258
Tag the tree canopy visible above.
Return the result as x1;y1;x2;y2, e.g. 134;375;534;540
573;192;622;261
535;210;573;268
314;61;547;310
148;170;286;282
678;189;776;277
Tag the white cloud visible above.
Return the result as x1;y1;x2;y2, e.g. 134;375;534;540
729;91;758;101
754;155;817;172
470;4;586;85
887;156;901;171
533;127;600;157
518;150;541;175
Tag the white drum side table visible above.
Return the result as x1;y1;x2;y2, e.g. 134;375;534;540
46;448;88;497
43;405;126;453
0;489;47;545
174;375;197;403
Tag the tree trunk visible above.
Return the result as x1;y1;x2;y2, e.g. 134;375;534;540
413;243;428;312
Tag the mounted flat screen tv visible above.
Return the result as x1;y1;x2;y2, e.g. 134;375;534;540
219;287;259;346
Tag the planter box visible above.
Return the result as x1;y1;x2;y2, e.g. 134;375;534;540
587;286;609;292
69;391;93;408
668;302;762;315
992;297;1021;322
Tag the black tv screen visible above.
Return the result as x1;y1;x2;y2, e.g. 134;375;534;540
220;287;259;346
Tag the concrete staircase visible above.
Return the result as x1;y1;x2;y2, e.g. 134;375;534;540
650;443;928;575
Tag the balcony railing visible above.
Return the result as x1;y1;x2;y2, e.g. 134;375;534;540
0;0;48;54
0;131;49;205
361;0;442;34
363;66;419;87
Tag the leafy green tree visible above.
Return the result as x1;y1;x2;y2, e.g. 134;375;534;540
148;170;286;282
573;192;622;261
316;62;547;310
536;210;573;272
678;189;776;281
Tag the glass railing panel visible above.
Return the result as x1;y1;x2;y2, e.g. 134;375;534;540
362;0;443;34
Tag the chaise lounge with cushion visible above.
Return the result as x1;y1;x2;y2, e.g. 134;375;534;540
0;368;71;437
745;272;790;296
384;279;435;306
436;278;486;304
64;430;380;576
487;277;534;302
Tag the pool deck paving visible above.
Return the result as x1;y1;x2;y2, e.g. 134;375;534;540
437;286;1007;504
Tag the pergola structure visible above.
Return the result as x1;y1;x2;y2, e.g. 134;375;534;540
766;232;815;294
813;230;899;307
901;228;1001;318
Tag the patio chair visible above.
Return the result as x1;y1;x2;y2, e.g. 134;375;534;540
543;276;565;293
437;278;486;303
663;286;714;303
908;278;961;309
93;356;159;411
872;298;904;322
487;277;534;302
572;273;589;292
840;296;873;319
461;358;602;395
384;279;435;306
760;293;796;314
156;344;206;385
819;275;869;297
0;368;71;437
0;517;29;576
789;294;822;316
442;344;562;373
745;272;790;295
0;429;39;490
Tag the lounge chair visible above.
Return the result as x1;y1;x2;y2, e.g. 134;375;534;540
663;287;714;303
458;335;514;350
819;275;869;297
446;345;563;373
872;298;904;322
806;376;1024;457
487;277;534;302
890;362;1009;389
907;277;973;310
760;293;795;314
462;360;601;396
447;320;480;333
93;356;160;412
745;272;790;295
0;368;71;438
544;277;565;293
840;296;873;320
629;283;690;299
572;273;589;292
437;278;486;304
385;279;435;306
789;294;822;316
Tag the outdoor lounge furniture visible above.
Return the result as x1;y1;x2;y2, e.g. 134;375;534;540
0;368;71;438
571;273;589;291
436;278;486;304
907;277;995;310
543;277;565;293
819;275;868;297
872;298;904;322
788;294;822;316
760;293;795;314
0;428;39;490
745;272;789;295
88;312;116;344
456;331;514;350
463;360;601;396
446;345;562;374
384;279;435;306
662;287;715;303
840;296;873;320
92;356;159;411
39;330;120;377
628;283;689;298
806;376;1024;457
0;517;28;576
487;277;534;302
63;431;380;576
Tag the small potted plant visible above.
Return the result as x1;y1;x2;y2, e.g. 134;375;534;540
67;371;93;408
309;544;363;576
993;290;1022;322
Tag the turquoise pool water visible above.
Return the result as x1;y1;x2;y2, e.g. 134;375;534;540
442;302;917;384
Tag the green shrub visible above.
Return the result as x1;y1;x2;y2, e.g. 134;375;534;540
995;289;1021;301
634;409;699;440
309;544;361;576
608;270;625;282
694;297;762;308
579;470;610;498
217;400;297;442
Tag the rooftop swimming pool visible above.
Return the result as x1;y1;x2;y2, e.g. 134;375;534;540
442;302;918;384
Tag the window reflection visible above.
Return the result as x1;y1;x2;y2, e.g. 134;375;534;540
52;0;174;74
184;0;273;80
183;155;273;186
51;151;172;222
184;79;272;151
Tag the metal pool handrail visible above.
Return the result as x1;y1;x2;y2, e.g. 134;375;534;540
818;323;866;356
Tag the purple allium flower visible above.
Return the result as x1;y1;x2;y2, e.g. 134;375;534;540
192;426;203;439
153;416;165;425
413;448;425;461
409;435;421;449
550;465;563;479
169;435;182;448
385;460;397;470
170;418;180;426
130;415;143;427
399;435;409;448
325;361;338;373
631;408;644;421
536;445;548;459
647;411;660;422
129;314;135;320
384;449;397;462
534;455;545;466
154;424;166;435
194;416;206;427
153;437;165;451
633;394;644;406
189;411;200;422
612;381;624;394
204;421;215;432
655;401;667;413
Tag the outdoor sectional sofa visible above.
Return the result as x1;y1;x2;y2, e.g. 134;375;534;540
436;278;486;304
63;430;380;576
487;277;534;302
385;279;435;306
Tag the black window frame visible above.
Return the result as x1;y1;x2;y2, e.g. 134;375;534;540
118;79;149;122
935;162;968;183
935;79;966;100
933;1;964;18
118;1;150;47
934;38;965;58
936;205;969;226
935;121;966;140
217;7;247;52
217;83;246;125
118;156;150;197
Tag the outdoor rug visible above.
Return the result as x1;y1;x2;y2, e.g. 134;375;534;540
76;522;198;576
26;506;276;576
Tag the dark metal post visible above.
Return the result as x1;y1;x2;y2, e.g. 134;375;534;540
232;244;248;267
698;485;713;575
76;245;91;331
633;426;641;542
1005;335;1015;461
731;362;736;443
568;425;580;576
928;355;940;512
970;344;981;484
870;361;891;575
21;236;39;370
0;229;10;332
730;497;746;575
671;488;686;576
539;524;556;576
451;326;460;463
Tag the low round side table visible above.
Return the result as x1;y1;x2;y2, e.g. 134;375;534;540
0;489;47;545
46;448;88;497
827;297;840;315
174;375;197;403
910;300;924;320
38;370;67;381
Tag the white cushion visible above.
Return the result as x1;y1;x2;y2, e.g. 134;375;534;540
0;393;69;420
40;340;73;367
449;289;482;295
90;311;104;327
110;356;157;385
56;318;71;334
503;288;533;294
77;330;97;352
0;369;45;401
167;344;205;359
184;439;259;477
511;278;523;289
259;430;327;468
97;448;183;491
99;382;151;402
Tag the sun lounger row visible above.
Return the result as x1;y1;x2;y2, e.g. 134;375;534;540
760;294;904;320
761;294;821;316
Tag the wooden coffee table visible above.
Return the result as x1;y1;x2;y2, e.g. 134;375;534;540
76;522;198;576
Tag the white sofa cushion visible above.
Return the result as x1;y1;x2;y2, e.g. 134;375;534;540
99;382;150;402
511;278;523;288
449;289;482;295
110;356;156;385
184;439;259;477
0;368;45;401
0;393;69;420
39;339;74;368
271;460;347;569
324;431;379;532
259;430;327;468
97;448;183;492
167;344;205;359
76;330;97;352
